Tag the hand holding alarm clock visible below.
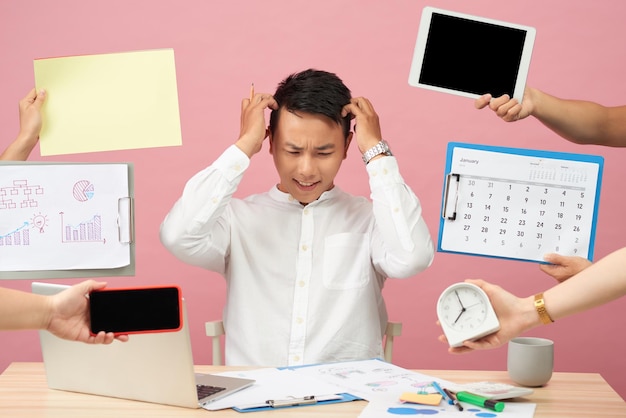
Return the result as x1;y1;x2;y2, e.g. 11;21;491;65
437;282;500;348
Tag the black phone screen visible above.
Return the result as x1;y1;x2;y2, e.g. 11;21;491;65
89;286;182;334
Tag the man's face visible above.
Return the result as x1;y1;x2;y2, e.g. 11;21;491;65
270;108;352;205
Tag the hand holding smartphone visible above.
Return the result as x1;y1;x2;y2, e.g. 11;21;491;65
89;285;183;336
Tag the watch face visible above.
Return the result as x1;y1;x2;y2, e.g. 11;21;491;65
438;284;489;331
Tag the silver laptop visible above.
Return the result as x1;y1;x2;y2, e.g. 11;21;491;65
32;282;254;408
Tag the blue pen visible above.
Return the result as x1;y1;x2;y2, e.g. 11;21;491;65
431;381;451;404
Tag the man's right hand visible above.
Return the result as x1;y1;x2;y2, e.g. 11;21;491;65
235;91;278;158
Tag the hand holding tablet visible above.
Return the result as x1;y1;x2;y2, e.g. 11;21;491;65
408;7;536;102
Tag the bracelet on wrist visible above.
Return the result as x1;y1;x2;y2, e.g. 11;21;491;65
534;293;554;325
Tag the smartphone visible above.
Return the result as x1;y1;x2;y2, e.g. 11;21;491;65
89;285;183;336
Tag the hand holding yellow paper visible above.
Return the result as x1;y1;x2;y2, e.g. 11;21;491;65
33;49;182;156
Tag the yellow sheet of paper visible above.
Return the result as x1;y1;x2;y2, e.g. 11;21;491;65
399;392;443;406
34;49;182;156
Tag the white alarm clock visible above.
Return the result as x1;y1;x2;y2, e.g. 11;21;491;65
437;282;500;348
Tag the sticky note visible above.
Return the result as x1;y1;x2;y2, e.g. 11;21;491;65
33;49;182;156
399;392;443;406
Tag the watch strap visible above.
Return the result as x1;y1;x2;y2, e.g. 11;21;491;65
534;293;554;324
362;140;392;164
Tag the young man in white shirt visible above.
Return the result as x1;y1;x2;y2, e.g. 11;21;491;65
160;69;434;366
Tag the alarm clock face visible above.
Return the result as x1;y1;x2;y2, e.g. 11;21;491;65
438;283;489;330
437;282;500;347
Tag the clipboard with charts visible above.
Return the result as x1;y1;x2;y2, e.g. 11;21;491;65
0;161;135;279
438;142;604;263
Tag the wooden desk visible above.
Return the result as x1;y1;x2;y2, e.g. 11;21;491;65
0;363;624;417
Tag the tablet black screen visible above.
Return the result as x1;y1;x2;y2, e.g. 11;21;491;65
419;13;527;98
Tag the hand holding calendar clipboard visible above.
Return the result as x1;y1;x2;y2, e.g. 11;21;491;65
438;142;604;263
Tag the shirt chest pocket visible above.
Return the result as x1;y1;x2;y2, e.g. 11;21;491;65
323;233;370;290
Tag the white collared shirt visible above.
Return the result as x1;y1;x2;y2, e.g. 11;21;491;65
160;145;434;366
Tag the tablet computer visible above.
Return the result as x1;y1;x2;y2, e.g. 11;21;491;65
408;7;536;102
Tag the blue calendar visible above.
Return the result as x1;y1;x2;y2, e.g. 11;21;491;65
438;142;604;263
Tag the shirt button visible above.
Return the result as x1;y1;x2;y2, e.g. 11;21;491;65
288;196;295;201
301;245;308;251
212;198;218;204
234;164;241;171
394;207;399;212
298;280;306;287
296;317;303;324
303;209;309;215
383;168;388;175
293;355;300;362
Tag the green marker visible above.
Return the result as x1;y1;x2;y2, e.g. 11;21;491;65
455;391;505;412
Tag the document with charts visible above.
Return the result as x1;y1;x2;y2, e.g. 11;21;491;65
438;142;603;263
0;163;132;273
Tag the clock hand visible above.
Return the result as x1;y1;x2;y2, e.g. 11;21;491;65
453;306;466;324
454;290;465;309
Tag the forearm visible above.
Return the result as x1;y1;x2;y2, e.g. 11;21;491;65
0;134;38;161
542;247;626;321
160;145;247;266
369;157;434;277
531;88;626;147
0;289;50;330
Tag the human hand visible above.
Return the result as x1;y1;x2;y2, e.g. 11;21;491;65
341;97;383;155
539;253;592;282
475;86;534;122
235;89;278;158
18;88;46;144
46;280;128;344
2;88;47;161
438;279;530;354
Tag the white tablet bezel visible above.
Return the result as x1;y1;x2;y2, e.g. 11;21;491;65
408;7;536;102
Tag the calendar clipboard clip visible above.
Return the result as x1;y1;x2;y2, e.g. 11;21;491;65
442;173;460;220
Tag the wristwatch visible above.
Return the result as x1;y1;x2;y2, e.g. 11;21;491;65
362;140;392;164
534;293;554;324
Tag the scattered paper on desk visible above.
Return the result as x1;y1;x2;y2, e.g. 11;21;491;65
0;164;130;271
290;358;450;402
33;48;182;156
360;399;536;418
202;367;346;411
291;359;537;418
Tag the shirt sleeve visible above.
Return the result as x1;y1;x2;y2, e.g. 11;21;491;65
366;156;435;279
159;145;250;272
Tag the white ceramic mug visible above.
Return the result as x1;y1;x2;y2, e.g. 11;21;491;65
507;337;554;387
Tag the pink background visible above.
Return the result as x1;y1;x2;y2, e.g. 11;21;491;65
1;0;625;399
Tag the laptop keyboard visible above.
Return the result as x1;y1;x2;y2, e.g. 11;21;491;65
197;384;226;400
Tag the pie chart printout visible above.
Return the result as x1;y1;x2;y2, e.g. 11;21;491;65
73;180;95;202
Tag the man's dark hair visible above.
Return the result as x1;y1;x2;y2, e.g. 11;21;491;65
269;69;352;140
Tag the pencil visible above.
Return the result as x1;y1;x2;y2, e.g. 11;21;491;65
250;83;254;101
